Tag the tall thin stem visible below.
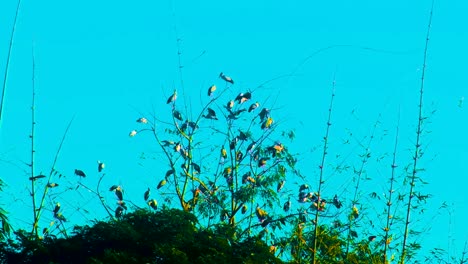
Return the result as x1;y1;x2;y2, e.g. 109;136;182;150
311;79;336;264
400;1;434;263
383;108;400;261
30;43;38;235
0;0;22;124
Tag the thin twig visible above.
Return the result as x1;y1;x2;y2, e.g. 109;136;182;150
400;1;435;263
0;0;22;124
311;77;336;264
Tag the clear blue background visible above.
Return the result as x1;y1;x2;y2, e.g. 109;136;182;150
1;0;467;260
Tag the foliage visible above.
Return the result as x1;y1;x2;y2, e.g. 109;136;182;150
0;209;282;264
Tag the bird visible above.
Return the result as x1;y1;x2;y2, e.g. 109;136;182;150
258;108;270;122
352;206;359;219
114;186;123;201
220;146;227;159
157;179;167;189
333;194;342;209
248;102;259;112
136;117;148;124
55;212;67;222
226;100;235;111
219;72;234;84
236;151;243;161
144;188;150;201
241;205;248;214
258;158;268;167
74;169;86;177
47;183;59;188
230;138;238;150
203;108;218;120
207;85;216;96
237;130;248;141
53;202;61;214
148;199;158;210
227;109;246;120
29;175;46;181
246;142;256;153
255;205;268;222
167;90;177;104
235;92;251;104
299;184;309;192
115;206;124;218
129;130;137;137
192;163;201;174
109;185;118;191
223;167;232;177
261;117;273;129
172;110;183;121
283;199;291;212
368;235;377;242
165;169;175;177
277;180;285;192
97;161;105;172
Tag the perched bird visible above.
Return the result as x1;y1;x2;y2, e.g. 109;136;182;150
192;163;201;174
157;179;167;189
261;117;273;129
53;202;61;214
241;204;248;214
220;146;227;159
115;206;124;218
129;130;137;137
226;100;235;111
352;206;359;219
235;92;251;104
114;186;123;201
368;235;377;242
47;183;59;188
248;102;259;112
167;90;177;104
203;108;218;120
136;117;148;124
55;212;67;222
255;205;268;222
333;194;342;209
246;142;256;153
299;184;309;192
277;180;285;192
174;142;182;153
117;200;128;210
242;172;253;184
236;151;243;161
258;108;270;122
229;138;238;150
207;85;216;96
97;161;105;172
237;130;248;141
161;140;175;147
148;199;158;210
74;169;86;177
283;199;291;212
29;175;46;181
223;167;232;177
227;109;246;120
144;188;150;201
172;110;183;121
165;169;175;177
219;72;234;84
258;157;268;167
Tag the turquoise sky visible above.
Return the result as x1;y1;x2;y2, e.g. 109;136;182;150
1;0;467;261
